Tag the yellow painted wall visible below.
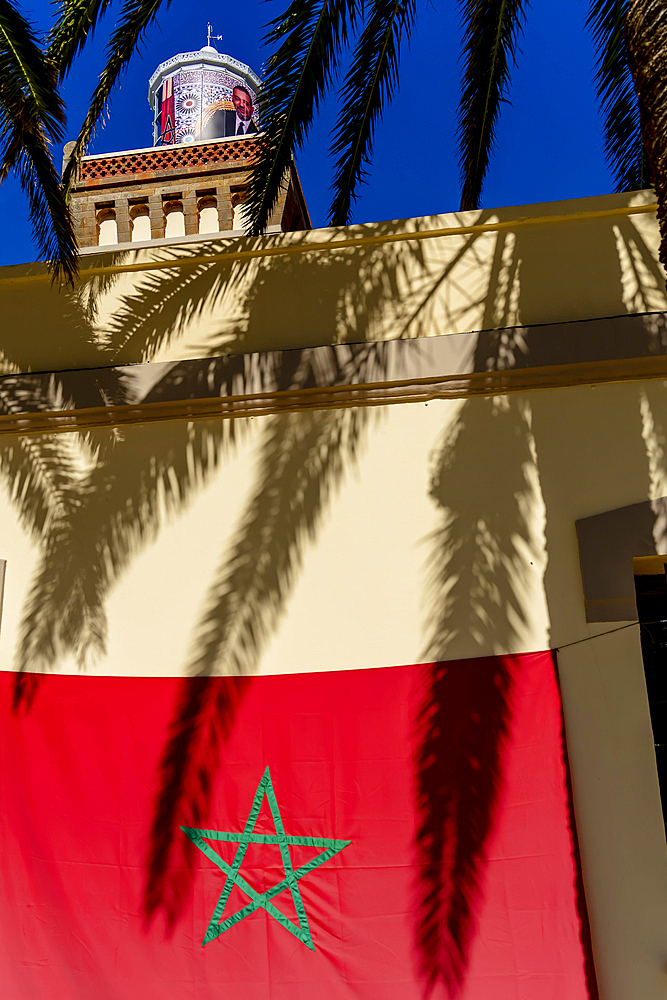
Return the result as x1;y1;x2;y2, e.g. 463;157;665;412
0;378;666;997
2;190;667;998
0;189;663;375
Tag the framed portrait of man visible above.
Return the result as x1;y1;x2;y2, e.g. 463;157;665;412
196;85;258;140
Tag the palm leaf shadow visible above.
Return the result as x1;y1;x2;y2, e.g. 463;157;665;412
143;673;251;928
415;655;513;998
12;362;244;694
0;359;130;710
10;221;431;710
612;213;667;317
416;241;544;993
2;220;532;940
413;202;629;992
5;418;93;710
10;354;253;712
98;223;437;365
143;345;384;926
101;248;255;363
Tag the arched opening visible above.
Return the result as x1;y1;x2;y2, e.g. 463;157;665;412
97;207;117;246
130;204;151;242
231;191;247;231
164;200;185;238
198;196;218;235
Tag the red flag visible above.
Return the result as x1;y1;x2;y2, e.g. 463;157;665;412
159;76;175;145
0;653;595;998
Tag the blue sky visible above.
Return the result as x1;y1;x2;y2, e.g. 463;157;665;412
1;0;616;266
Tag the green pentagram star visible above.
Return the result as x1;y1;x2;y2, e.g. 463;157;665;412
181;767;351;950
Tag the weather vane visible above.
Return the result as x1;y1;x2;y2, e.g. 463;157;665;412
207;23;223;46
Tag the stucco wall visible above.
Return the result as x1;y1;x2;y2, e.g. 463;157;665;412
0;377;665;997
2;188;667;998
0;189;663;375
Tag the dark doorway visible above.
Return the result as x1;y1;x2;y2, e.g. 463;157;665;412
634;554;667;829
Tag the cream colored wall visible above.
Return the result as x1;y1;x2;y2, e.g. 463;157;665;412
2;186;667;998
0;189;663;375
559;628;666;1000
0;377;667;997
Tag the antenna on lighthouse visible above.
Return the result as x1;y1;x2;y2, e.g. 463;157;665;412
206;23;223;47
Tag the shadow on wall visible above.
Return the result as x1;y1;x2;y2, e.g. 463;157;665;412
414;208;667;996
9;214;503;701
417;386;544;995
82;214;496;365
2;203;664;993
415;654;514;998
0;207;518;370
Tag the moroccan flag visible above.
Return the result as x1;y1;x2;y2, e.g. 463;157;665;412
0;653;596;999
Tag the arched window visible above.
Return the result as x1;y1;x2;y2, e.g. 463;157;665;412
232;202;245;231
198;196;218;235
130;203;151;242
231;191;246;231
164;200;185;238
97;207;117;246
232;190;245;229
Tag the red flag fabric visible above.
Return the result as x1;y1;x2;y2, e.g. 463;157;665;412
0;653;595;999
159;76;175;144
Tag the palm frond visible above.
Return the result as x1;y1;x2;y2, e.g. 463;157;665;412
0;0;65;141
587;0;649;191
244;0;358;236
457;0;529;211
61;0;169;195
7;142;78;280
0;0;77;280
48;0;114;79
328;0;416;226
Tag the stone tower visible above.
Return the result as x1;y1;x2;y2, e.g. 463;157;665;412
67;45;310;251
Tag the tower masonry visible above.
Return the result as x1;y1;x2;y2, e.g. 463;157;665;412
66;45;310;250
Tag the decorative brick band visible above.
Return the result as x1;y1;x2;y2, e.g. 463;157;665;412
79;138;259;180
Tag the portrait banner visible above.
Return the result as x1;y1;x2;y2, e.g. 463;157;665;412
154;69;259;144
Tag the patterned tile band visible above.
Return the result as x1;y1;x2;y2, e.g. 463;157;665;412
79;138;258;180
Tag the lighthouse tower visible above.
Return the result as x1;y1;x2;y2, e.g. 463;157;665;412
67;42;309;249
149;45;261;146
